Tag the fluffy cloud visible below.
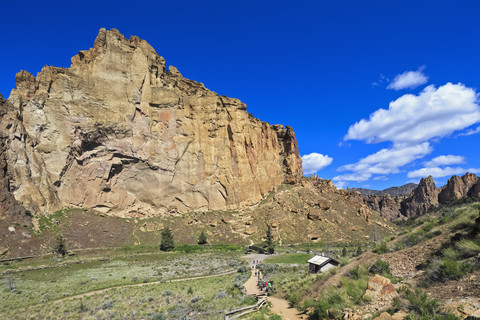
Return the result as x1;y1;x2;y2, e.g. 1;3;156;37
345;83;480;145
335;82;480;187
459;125;480;136
425;155;465;167
334;143;432;182
387;67;428;90
407;167;480;178
302;153;333;175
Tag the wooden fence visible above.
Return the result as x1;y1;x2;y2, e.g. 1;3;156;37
224;295;267;320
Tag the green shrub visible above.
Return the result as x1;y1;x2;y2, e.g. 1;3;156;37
439;260;465;280
197;231;207;245
160;227;174;251
405;288;439;317
456;239;480;258
54;234;68;256
369;259;391;276
374;242;389;254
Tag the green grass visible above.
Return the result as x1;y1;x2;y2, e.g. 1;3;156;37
0;252;243;313
264;253;313;264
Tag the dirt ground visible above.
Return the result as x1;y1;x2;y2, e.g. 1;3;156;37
242;254;305;319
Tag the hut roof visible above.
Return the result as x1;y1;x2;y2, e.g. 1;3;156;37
307;255;338;267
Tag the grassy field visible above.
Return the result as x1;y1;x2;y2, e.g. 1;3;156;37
0;251;253;319
264;253;313;264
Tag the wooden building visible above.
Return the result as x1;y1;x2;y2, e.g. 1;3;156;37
307;255;340;273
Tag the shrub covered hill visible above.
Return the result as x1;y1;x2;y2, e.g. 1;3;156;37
0;29;395;257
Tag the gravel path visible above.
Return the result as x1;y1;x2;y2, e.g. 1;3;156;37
242;254;304;319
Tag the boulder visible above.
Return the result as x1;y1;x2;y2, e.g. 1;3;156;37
363;274;398;301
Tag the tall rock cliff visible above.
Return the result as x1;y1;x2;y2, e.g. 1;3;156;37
360;173;480;220
0;95;27;220
401;176;439;218
3;28;302;217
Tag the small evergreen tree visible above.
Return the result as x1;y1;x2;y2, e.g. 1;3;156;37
54;234;67;256
356;245;363;256
265;224;274;254
342;246;347;257
198;230;207;245
160;227;174;251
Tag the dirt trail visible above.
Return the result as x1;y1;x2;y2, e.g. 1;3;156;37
242;254;304;319
51;269;236;304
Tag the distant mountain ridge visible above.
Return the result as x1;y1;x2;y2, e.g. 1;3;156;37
351;183;418;197
356;173;480;220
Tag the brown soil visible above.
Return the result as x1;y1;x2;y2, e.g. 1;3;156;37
242;255;304;319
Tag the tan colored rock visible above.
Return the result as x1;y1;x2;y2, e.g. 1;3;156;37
308;209;322;220
4;28;302;217
439;173;479;204
363;274;398;301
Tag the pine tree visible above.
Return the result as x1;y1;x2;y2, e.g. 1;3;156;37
54;234;68;256
356;245;363;256
342;246;347;257
198;230;207;245
265;224;274;254
160;227;174;251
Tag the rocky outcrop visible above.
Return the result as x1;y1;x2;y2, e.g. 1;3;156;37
363;194;403;220
363;274;398;301
3;28;302;217
401;176;438;218
360;173;480;220
439;173;480;204
0;95;27;220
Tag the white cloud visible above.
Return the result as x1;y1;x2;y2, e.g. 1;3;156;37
387;67;428;90
373;176;389;181
407;167;480;178
334;143;433;182
459;125;480;136
337;82;480;185
302;153;333;175
345;83;480;145
425;155;465;167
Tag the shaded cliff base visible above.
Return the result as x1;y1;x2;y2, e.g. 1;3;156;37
0;177;396;258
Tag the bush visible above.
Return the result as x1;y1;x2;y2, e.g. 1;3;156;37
404;288;439;318
197;231;207;245
374;242;389;254
54;234;67;256
369;259;391;276
439;260;465;280
151;312;167;320
160;227;174;251
456;239;480;258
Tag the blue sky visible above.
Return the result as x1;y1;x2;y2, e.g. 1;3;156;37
1;0;479;189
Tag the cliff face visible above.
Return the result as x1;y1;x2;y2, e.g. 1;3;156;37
401;176;439;218
0;95;27;220
360;173;480;220
4;28;302;217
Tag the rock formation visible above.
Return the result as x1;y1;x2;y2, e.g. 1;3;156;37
0;95;27;220
401;176;439;218
363;194;403;220
438;173;479;204
359;173;480;220
2;28;302;217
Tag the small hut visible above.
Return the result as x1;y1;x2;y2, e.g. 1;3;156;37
307;255;340;273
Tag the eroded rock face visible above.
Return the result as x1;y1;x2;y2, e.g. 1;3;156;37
0;95;27;220
439;173;479;204
4;28;302;217
363;194;403;220
401;176;439;218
